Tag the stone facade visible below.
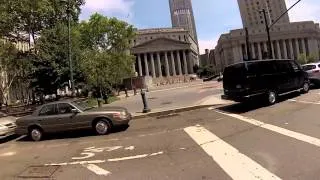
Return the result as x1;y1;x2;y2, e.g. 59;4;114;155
131;28;199;82
214;21;320;72
237;0;289;28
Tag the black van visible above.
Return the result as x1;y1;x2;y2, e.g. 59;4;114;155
222;59;309;105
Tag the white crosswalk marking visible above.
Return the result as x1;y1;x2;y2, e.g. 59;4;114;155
216;111;320;147
83;164;111;176
184;125;282;180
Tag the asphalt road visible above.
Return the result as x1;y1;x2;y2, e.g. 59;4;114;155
108;81;223;115
1;89;320;179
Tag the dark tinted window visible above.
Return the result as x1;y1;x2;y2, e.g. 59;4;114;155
257;61;277;75
39;104;57;116
58;103;73;114
290;61;299;71
303;65;316;71
276;61;292;72
224;63;247;87
246;62;260;76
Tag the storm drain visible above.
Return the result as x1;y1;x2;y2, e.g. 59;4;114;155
17;165;60;179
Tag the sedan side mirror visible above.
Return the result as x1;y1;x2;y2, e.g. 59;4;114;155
71;109;79;114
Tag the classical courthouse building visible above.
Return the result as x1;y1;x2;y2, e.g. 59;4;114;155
130;0;199;81
213;0;320;72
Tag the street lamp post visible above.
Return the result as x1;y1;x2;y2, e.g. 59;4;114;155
61;0;75;97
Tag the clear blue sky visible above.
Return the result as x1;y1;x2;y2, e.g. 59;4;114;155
80;0;320;53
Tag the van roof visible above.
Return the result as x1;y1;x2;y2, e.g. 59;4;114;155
226;59;294;67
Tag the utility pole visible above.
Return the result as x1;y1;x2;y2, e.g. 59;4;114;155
61;0;75;96
259;0;302;60
260;9;273;59
245;27;252;61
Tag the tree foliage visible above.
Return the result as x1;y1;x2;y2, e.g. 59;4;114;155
78;13;136;97
297;53;318;65
0;0;85;43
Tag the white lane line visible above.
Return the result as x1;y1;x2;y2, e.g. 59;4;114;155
44;151;164;166
184;125;281;180
216;111;320;147
83;164;111;176
288;99;320;105
107;154;148;162
0;151;16;157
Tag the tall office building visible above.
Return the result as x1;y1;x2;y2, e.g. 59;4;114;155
169;0;198;44
237;0;290;28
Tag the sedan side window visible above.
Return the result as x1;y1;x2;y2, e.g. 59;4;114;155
58;103;74;114
39;104;56;116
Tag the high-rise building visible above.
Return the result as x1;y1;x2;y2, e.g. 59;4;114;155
169;0;198;44
237;0;290;28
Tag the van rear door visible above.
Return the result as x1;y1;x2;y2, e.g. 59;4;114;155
223;63;248;94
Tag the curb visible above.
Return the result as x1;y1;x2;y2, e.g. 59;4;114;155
132;104;221;120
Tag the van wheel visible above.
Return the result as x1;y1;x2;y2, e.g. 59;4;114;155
302;82;310;93
267;91;277;105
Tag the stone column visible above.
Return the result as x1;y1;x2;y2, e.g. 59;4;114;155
276;40;281;59
289;39;294;59
170;51;176;76
295;39;300;57
156;52;162;77
301;38;307;55
271;42;275;59
188;50;194;73
164;52;170;77
239;46;244;61
137;54;142;76
263;42;268;53
283;40;288;59
182;50;188;75
176;50;182;75
257;43;262;60
251;43;256;59
144;53;149;76
150;53;156;77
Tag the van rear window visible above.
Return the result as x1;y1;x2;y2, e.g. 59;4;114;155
224;63;246;85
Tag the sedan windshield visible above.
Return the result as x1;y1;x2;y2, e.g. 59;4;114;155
72;100;94;111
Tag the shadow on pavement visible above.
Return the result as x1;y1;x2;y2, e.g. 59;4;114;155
217;92;301;114
0;134;20;144
17;125;130;142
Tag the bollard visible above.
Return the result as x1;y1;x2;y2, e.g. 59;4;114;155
125;88;129;98
133;87;137;96
141;90;151;113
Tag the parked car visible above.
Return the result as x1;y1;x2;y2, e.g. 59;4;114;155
15;100;132;141
222;59;309;105
302;62;320;86
0;114;17;139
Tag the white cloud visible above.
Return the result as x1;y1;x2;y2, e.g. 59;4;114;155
83;0;134;15
286;0;320;22
198;36;219;54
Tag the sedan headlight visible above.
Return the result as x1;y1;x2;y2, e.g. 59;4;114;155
113;111;127;119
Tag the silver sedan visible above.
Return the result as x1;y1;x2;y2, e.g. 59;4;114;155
0;115;17;139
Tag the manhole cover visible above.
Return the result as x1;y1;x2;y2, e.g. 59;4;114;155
18;165;60;178
161;102;172;105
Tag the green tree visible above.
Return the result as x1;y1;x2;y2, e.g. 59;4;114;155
31;23;84;95
297;53;307;65
0;0;85;44
78;13;136;101
0;42;31;105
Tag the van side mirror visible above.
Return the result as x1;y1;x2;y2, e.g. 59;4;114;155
71;109;79;114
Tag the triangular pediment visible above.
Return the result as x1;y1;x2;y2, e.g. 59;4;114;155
131;37;191;54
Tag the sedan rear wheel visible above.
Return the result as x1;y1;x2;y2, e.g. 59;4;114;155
29;127;43;141
95;120;111;135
